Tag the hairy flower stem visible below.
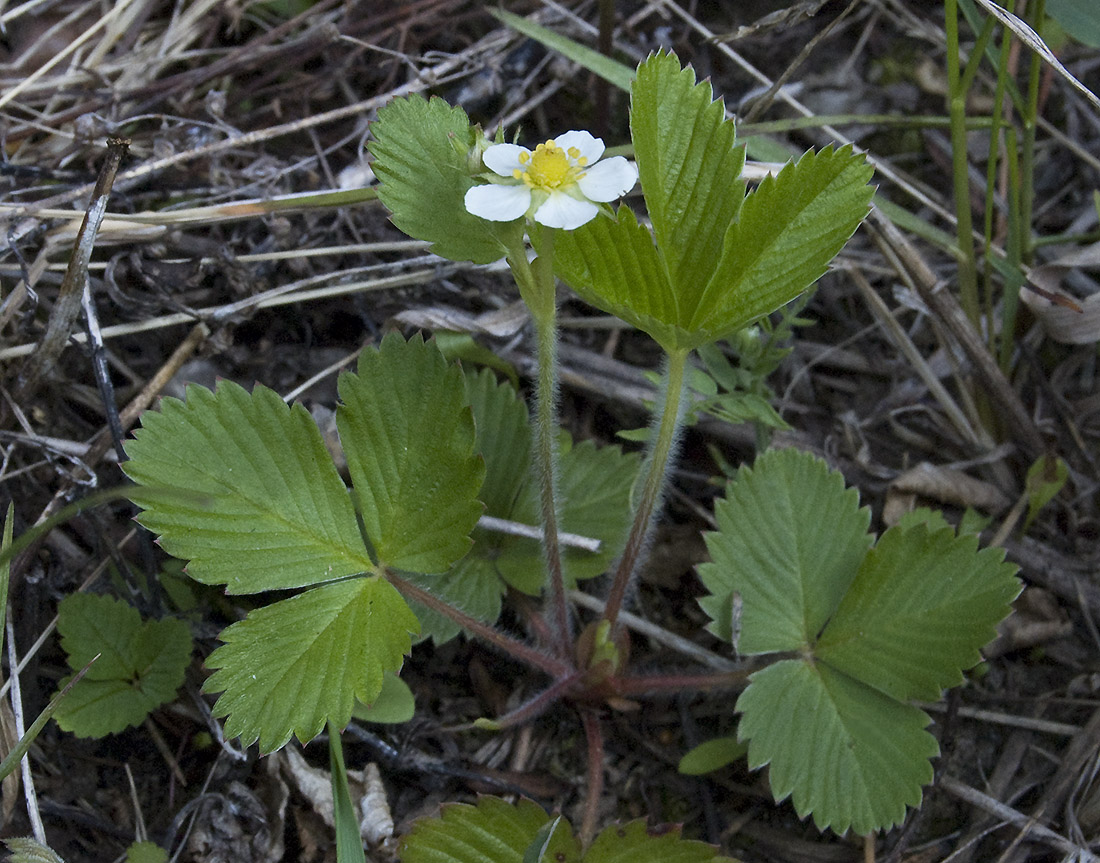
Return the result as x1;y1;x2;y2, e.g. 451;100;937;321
511;227;572;658
603;347;689;629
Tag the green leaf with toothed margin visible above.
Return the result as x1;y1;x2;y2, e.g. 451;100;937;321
337;332;485;574
736;659;936;836
630;49;746;310
691;143;874;338
369;93;521;264
556;52;872;352
400;797;561;863
204;576;418;754
696;447;1020;834
409;371;638;643
123;380;371;594
399;796;733;863
698;447;871;652
54;593;192;738
583;818;735;863
815;523;1021;702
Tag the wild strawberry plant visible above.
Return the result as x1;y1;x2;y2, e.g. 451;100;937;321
119;49;1019;857
53;593;192;738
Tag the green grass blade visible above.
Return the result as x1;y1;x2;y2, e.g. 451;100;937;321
0;656;98;783
490;9;635;92
329;725;367;863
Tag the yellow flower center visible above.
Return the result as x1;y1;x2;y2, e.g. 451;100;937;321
513;141;588;190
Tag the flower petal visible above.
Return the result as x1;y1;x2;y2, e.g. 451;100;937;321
482;143;529;177
555;130;604;165
577;157;638;202
534;192;599;230
465;184;531;221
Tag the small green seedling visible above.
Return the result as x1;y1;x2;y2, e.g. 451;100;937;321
119;48;1018;854
53;593;192;738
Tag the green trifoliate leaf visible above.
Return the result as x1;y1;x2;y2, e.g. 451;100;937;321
54;594;192;738
737;660;936;836
698;447;871;652
557;52;870;351
124;381;370;594
369;94;518;264
630;49;745;308
691;144;873;338
700;449;1020;834
815;524;1020;702
399;797;560;863
337;332;485;574
204;576;418;753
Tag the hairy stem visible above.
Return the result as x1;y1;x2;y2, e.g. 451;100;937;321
614;667;755;696
474;670;585;731
386;572;571;678
603;347;689;628
579;709;605;849
525;227;572;656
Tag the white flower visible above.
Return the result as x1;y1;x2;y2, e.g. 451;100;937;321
464;130;638;230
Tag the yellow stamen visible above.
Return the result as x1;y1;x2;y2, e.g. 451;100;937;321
516;140;585;191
